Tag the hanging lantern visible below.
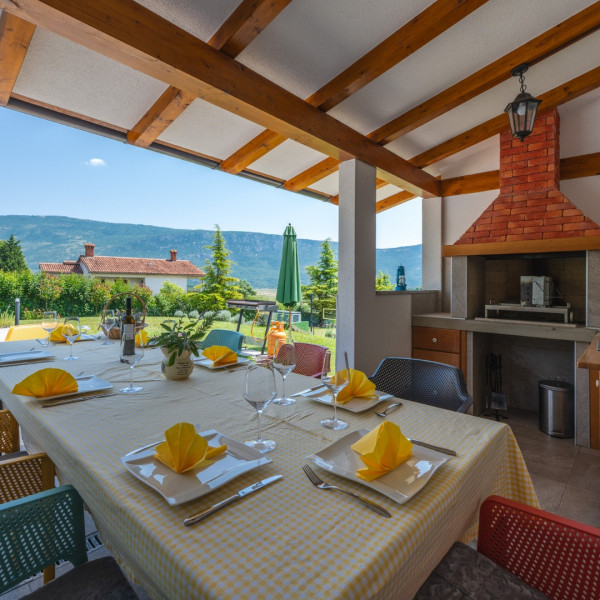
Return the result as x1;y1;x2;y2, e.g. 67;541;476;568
504;64;541;142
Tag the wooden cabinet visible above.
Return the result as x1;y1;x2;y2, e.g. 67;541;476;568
412;326;467;378
590;370;600;450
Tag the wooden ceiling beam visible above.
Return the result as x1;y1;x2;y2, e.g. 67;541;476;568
0;12;36;105
220;0;486;175
127;0;291;147
375;191;416;213
1;0;440;197
411;66;600;169
370;2;600;144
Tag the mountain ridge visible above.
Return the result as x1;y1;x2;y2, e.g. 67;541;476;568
0;215;422;289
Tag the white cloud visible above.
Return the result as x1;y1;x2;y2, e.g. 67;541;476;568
85;158;107;167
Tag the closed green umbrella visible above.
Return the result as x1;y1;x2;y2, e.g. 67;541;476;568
276;224;302;330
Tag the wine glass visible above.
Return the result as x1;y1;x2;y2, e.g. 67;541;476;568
320;350;349;430
102;309;117;345
243;361;277;453
120;341;144;394
272;338;297;406
62;317;81;360
40;311;58;346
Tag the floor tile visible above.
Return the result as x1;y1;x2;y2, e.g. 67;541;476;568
528;472;566;513
558;485;600;528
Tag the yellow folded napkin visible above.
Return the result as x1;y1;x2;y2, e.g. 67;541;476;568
154;423;227;474
135;330;148;347
50;323;78;343
335;369;376;404
351;422;412;481
12;368;78;398
202;345;237;367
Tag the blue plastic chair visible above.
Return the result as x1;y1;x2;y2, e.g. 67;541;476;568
0;485;139;598
198;329;244;353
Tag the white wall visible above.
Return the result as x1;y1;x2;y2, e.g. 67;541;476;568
144;275;188;294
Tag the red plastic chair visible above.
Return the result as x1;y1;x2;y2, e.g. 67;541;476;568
293;342;329;378
478;495;600;600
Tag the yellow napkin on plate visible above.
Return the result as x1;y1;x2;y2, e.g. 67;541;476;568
154;423;227;474
202;345;237;367
12;368;78;398
135;330;148;347
351;422;412;481
50;323;78;342
335;369;376;404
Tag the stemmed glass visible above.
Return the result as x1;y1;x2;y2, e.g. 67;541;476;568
62;317;81;360
120;341;144;394
272;338;297;406
243;361;277;453
40;311;58;346
320;350;349;430
102;309;117;345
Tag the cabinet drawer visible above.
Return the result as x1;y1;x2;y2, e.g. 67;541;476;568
412;326;461;353
413;348;461;369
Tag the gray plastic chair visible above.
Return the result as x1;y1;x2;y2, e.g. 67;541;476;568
198;329;244;353
369;357;472;413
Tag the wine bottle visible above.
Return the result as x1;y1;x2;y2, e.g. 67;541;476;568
121;297;136;357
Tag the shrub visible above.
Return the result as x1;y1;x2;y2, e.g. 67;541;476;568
325;328;336;338
215;310;231;321
0;309;14;327
230;314;242;324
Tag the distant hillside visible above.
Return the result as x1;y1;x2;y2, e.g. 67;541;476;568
0;215;422;289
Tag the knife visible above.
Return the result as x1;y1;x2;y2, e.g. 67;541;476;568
291;385;326;397
408;439;457;456
184;475;282;526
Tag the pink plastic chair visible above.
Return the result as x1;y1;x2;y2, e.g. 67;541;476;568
293;342;330;378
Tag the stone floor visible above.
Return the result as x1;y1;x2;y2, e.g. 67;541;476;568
2;408;599;598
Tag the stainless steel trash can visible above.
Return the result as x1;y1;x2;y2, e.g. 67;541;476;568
538;379;574;438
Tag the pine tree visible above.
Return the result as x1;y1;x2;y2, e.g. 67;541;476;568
197;225;240;311
301;239;338;323
0;234;28;272
376;270;394;290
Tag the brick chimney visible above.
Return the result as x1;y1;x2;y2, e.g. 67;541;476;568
84;243;95;257
455;109;600;249
169;250;177;261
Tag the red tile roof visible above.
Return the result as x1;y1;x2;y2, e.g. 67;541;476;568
39;262;83;274
80;256;204;277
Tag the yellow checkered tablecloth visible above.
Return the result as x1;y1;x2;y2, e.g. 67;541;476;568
0;340;538;599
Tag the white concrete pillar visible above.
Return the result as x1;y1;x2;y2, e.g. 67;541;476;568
422;196;442;291
337;159;376;372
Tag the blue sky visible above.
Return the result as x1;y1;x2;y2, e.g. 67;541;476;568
0;107;421;248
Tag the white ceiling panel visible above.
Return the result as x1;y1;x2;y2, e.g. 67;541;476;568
559;87;600;158
134;0;242;42
13;28;168;130
328;0;595;136
249;139;329;181
158;98;264;159
309;173;339;197
386;30;600;161
376;185;403;201
429;137;499;179
237;0;435;100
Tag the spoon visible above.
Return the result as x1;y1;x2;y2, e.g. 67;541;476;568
372;402;403;418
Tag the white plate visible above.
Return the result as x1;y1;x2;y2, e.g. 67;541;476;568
34;376;113;401
306;390;393;413
306;429;451;504
121;429;271;505
53;333;99;343
194;356;249;370
0;350;53;364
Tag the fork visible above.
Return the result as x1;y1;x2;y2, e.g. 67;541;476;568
302;464;391;517
372;402;403;417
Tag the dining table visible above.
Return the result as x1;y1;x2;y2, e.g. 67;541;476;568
0;337;539;600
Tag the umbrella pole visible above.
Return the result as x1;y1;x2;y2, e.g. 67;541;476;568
288;307;292;332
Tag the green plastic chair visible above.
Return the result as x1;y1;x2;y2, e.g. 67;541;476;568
0;485;139;599
198;329;244;353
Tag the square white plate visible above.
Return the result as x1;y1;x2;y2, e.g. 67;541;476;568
121;429;271;505
305;390;393;413
307;429;451;504
0;350;53;364
194;356;249;370
53;333;99;343
34;375;113;401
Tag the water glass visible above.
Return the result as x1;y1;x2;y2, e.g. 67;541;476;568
320;350;349;430
272;338;296;406
102;309;117;345
120;342;144;393
243;362;277;453
62;317;81;360
40;311;58;346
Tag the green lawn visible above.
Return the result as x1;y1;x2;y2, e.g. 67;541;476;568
22;315;337;366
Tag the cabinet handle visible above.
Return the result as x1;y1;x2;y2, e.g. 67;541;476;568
432;338;437;343
596;379;599;389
